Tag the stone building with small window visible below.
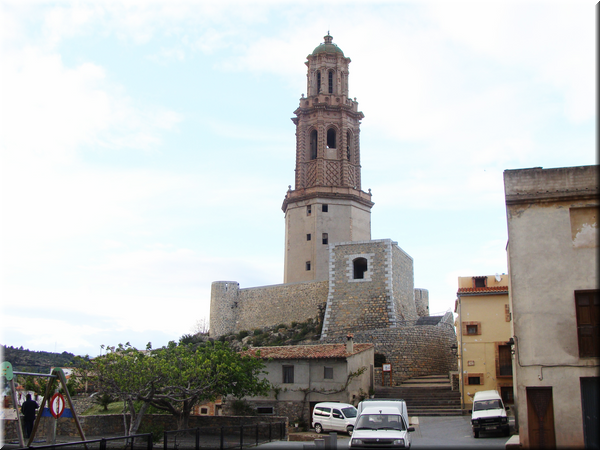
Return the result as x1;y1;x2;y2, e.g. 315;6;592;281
453;274;512;409
225;339;374;423
504;165;599;448
209;35;457;390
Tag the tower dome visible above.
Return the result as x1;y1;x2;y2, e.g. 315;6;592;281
311;33;344;56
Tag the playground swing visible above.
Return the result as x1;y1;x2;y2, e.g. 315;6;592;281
1;361;87;448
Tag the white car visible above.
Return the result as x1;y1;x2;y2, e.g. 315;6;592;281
470;390;510;438
312;402;357;435
350;406;415;449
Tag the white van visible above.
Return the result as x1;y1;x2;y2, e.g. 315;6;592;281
312;402;357;435
350;405;415;449
356;399;409;432
470;390;510;438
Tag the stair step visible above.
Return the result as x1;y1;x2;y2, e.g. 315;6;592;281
373;375;461;417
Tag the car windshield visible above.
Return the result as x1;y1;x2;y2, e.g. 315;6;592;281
355;414;405;431
342;407;357;418
473;399;502;411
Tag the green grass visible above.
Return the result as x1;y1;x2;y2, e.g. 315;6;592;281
82;401;124;415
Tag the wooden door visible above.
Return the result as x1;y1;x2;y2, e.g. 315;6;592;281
527;387;556;448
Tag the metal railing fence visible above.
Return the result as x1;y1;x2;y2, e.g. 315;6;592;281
163;421;286;449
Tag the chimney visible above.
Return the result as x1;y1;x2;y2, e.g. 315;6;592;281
346;334;354;354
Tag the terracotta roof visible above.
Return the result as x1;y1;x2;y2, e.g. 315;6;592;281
458;286;509;294
242;343;373;360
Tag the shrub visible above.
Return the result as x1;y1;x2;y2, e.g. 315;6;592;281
237;330;249;340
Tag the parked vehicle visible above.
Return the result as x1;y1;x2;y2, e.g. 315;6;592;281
350;400;415;449
470;390;510;438
312;402;357;435
356;399;409;431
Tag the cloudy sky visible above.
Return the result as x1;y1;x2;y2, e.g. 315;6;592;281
0;1;595;357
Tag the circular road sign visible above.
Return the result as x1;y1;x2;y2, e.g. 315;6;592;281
50;393;66;419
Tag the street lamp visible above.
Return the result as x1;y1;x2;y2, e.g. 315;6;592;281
450;342;458;357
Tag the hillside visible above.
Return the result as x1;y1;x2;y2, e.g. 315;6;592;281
1;345;78;373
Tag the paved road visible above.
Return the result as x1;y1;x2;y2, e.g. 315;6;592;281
258;416;513;449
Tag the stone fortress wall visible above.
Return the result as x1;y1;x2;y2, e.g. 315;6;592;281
210;280;328;337
209;238;458;383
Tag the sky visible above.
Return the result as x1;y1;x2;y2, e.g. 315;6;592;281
0;1;596;357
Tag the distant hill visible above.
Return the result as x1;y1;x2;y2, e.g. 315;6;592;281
1;345;78;373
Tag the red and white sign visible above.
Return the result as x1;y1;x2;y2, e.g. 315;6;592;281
50;393;65;419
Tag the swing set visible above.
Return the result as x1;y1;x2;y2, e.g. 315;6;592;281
1;361;87;448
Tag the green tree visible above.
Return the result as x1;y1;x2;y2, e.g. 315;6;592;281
147;340;271;429
86;341;270;432
87;343;160;435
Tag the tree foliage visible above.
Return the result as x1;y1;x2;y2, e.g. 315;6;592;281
84;341;270;433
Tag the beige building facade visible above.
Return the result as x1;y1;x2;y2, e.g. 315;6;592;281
454;275;512;409
230;340;374;424
504;165;599;449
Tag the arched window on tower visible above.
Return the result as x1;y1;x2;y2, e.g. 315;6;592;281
353;258;368;279
346;131;352;161
327;128;336;149
328;70;334;94
317;72;321;93
310;130;318;160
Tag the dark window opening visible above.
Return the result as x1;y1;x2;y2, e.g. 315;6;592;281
322;204;328;212
307;205;312;215
468;376;481;385
324;367;333;379
466;324;479;335
328;70;333;94
473;276;487;288
200;407;208;415
306;261;311;271
327;128;336;148
317;72;321;93
307;234;311;241
353;257;368;279
374;353;387;368
346;131;352;160
501;386;514;405
576;290;600;357
256;407;274;415
322;233;328;245
310;130;318;160
283;365;294;384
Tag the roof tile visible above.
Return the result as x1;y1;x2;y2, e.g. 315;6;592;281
242;343;373;360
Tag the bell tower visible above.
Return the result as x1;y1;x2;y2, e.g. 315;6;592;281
282;34;374;283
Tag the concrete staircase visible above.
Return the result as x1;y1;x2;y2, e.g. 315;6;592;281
374;374;463;416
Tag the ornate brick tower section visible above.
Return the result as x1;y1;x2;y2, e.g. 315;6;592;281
282;34;374;283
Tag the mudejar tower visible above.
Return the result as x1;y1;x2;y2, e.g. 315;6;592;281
282;34;374;283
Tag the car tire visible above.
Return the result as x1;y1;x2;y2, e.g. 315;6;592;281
314;424;322;434
347;426;353;436
474;430;479;438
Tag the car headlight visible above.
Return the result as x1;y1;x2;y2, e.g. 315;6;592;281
501;417;508;423
350;439;363;446
392;439;406;446
472;419;479;425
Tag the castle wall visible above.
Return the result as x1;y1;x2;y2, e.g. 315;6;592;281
391;244;417;321
210;280;328;337
414;288;430;317
322;323;458;384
